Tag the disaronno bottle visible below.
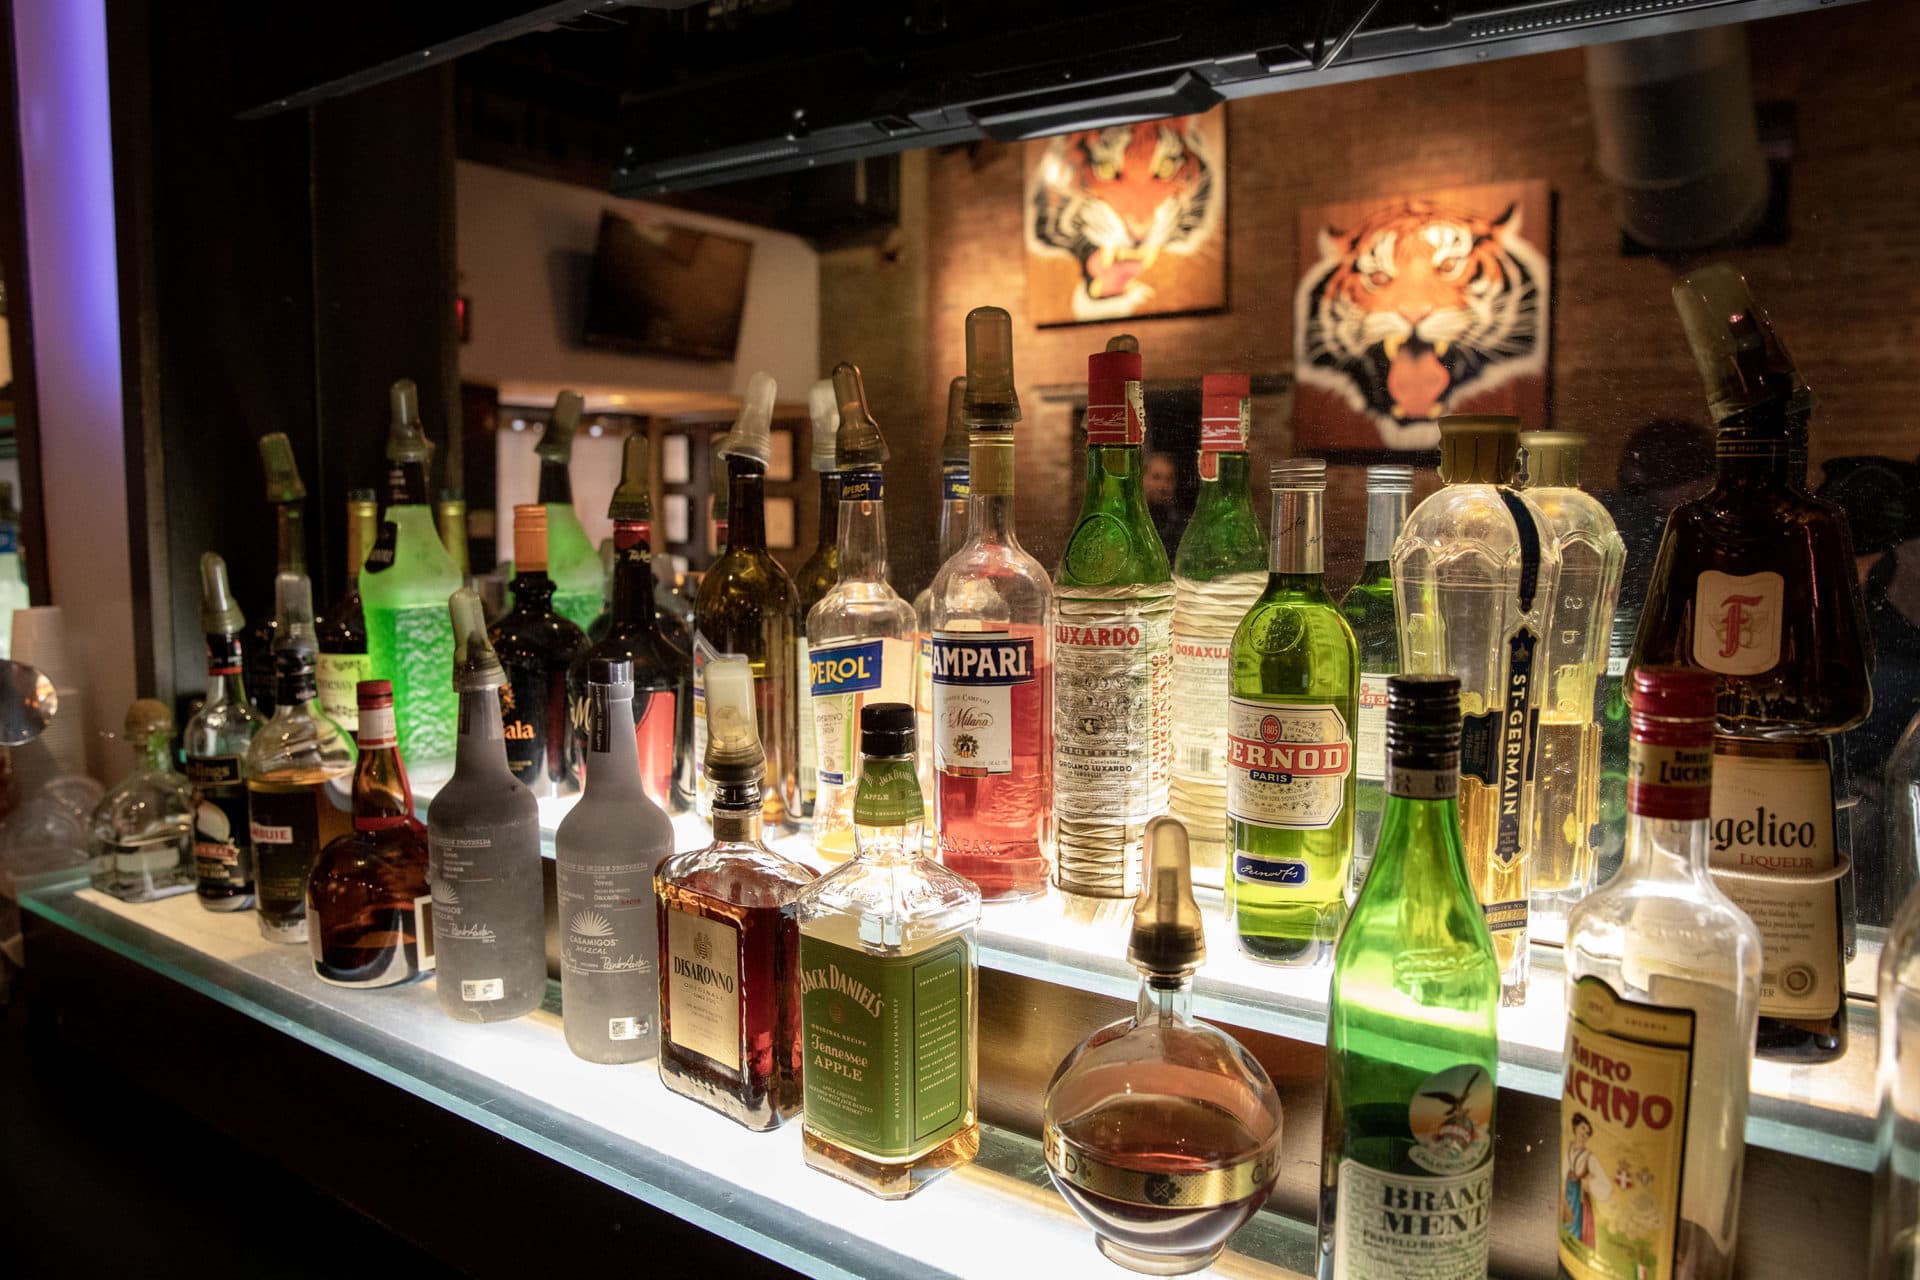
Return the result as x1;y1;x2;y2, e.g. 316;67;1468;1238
797;703;980;1198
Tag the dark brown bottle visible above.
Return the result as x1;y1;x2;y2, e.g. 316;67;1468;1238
490;504;587;799
315;490;376;735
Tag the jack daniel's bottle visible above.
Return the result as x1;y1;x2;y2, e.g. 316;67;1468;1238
1633;263;1873;1063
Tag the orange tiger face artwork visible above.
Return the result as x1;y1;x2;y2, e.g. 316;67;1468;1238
1027;115;1221;322
1294;198;1548;448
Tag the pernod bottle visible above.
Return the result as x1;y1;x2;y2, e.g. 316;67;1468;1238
556;656;674;1063
1339;466;1410;898
428;589;548;1023
185;553;264;911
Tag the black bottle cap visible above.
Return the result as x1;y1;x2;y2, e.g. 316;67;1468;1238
1386;674;1461;768
589;657;634;688
273;646;316;679
860;702;915;758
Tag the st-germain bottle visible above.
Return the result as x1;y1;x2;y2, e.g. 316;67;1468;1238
1169;374;1267;883
798;702;980;1197
89;701;196;903
1560;667;1761;1280
1340;465;1410;899
1319;676;1497;1280
792;378;842;826
929;307;1054;900
245;432;308;714
428;589;548;1023
556;657;675;1063
316;490;377;735
913;376;970;836
529;390;605;632
1228;459;1358;965
186;553;264;910
1054;335;1173;898
1633;263;1872;1062
490;504;587;799
656;655;816;1127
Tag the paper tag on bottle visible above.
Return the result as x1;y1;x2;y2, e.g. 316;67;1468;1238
1226;698;1350;830
1356;672;1391;784
1691;570;1784;676
932;630;1034;776
1169;633;1232;780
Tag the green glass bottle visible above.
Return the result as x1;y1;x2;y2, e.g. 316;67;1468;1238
1318;674;1498;1279
536;390;606;632
1339;465;1411;900
1227;458;1357;965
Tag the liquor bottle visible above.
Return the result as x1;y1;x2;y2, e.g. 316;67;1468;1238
1593;610;1638;890
1559;667;1761;1280
1873;866;1920;1278
185;552;265;910
657;655;816;1125
929;307;1055;900
708;428;731;556
0;481;28;659
245;575;356;943
793;377;843;826
436;491;471;587
245;432;308;714
568;434;687;813
360;378;461;783
1045;816;1283;1275
1228;459;1358;965
694;372;800;827
1340;465;1410;899
1318;676;1498;1280
805;364;917;864
1053;335;1173;898
556;656;675;1063
1393;414;1561;1004
1519;431;1625;923
529;390;605;631
490;504;587;799
1168;374;1267;882
316;490;377;736
88;701;196;903
428;590;548;1023
1633;263;1872;1061
797;702;980;1197
306;680;433;987
912;376;970;838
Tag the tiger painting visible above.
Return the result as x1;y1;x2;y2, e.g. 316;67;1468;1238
1293;196;1549;449
1026;113;1222;323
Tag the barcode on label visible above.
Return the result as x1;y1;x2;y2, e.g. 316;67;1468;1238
461;978;504;1003
608;1016;648;1041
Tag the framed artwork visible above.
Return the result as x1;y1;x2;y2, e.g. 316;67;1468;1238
767;429;794;482
1023;106;1227;326
1291;180;1552;453
661;433;690;484
662;494;690;545
764;496;796;549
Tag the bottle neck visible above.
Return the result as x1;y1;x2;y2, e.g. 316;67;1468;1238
814;472;842;554
837;471;889;581
938;462;970;559
276;502;307;576
1363;487;1410;562
1195;449;1252;502
966;435;1017;542
1268;487;1325;577
851;753;923;863
1080;443;1146;518
204;632;251;709
352;742;415;825
1135;974;1195;1025
582;687;644;796
1622;731;1715;883
454;685;511;776
510;568;557;609
712;792;764;844
537;458;573;504
388;459;429;508
139;731;173;774
607;521;659;637
728;462;769;552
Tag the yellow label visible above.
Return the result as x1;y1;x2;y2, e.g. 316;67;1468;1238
1559;977;1695;1280
665;908;741;1073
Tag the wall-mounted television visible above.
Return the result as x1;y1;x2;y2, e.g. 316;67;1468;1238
582;210;753;361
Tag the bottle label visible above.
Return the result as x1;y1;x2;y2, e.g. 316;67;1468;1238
635;690;675;810
1706;749;1842;1019
500;669;555;784
1084;383;1146;447
1169;632;1233;780
1226;698;1351;831
1691;570;1784;677
1458;626;1540;868
186;756;251;888
665;908;742;1073
557;859;657;986
941;465;970;502
461;978;504;1003
1387;763;1458;800
205;631;245;677
429;833;505;950
248;787;324;914
1044;1129;1277;1209
853;757;922;827
799;932;972;1160
1627;740;1712;821
357;702;398;750
931;631;1035;776
1053;599;1174;843
1356;672;1392;783
810;637;914;789
795;636;817;805
363;518;400;574
1558;977;1695;1280
316;651;371;732
839;470;884;503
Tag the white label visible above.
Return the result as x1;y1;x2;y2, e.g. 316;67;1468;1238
1169;632;1232;780
460;978;504;1003
932;629;1035;776
250;821;293;845
796;637;817;800
1691;570;1784;676
315;651;370;731
607;1016;646;1041
1227;698;1351;830
666;908;742;1072
356;702;397;749
1333;1158;1491;1279
1356;672;1391;783
809;636;915;788
1053;598;1174;827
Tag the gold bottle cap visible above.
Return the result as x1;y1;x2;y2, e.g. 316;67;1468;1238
962;307;1021;429
1519;430;1586;488
1104;333;1140;354
386;379;432;464
723;371;777;465
808;378;840;473
449;587;505;689
540;390;584;464
702;655;764;785
1672;262;1802;424
198;552;244;634
513;503;549;571
1438;414;1521;485
1130;817;1206;980
608;433;652;522
832;363;889;469
941;376;969;465
125;698;174;741
257;432;305;504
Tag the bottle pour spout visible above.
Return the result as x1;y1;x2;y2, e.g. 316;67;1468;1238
199;552;245;634
1130;817;1205;982
831;362;889;468
723;371;778;465
257;432;306;504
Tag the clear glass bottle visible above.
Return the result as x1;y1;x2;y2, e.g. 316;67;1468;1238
1392;414;1562;1005
913;376;971;840
1340;465;1410;900
244;432;308;716
315;490;377;736
1520;431;1625;923
1560;667;1762;1280
185;553;265;911
1318;676;1497;1280
793;378;842;827
519;390;608;632
0;480;28;660
929;307;1055;900
89;700;196;903
490;504;587;799
1054;335;1173;898
656;656;816;1127
1872;815;1920;1278
806;364;918;865
555;657;675;1063
1045;817;1283;1275
1169;374;1267;884
428;590;548;1023
798;702;980;1198
1227;459;1358;966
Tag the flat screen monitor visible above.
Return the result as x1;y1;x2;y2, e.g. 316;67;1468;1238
582;210;752;362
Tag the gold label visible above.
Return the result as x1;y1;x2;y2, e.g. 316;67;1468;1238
971;440;1014;496
666;908;742;1072
1044;1126;1277;1209
1691;569;1783;676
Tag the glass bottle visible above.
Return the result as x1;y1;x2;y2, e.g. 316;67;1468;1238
792;378;843;827
1054;335;1173;898
316;490;377;736
1169;374;1268;884
185;552;264;911
1633;263;1872;1062
244;432;308;715
929;307;1055;900
1045;816;1283;1275
436;491;471;587
527;390;604;632
1560;667;1762;1280
489;504;587;800
556;657;675;1063
1227;459;1358;966
360;378;461;784
1318;675;1498;1280
1873;844;1920;1277
306;680;433;988
1340;465;1410;900
1520;431;1625;924
913;376;971;840
89;700;196;903
1392;414;1561;1005
798;702;980;1197
694;372;800;828
657;655;816;1126
1593;610;1639;890
0;480;28;659
428;589;548;1023
806;364;918;865
708;428;730;556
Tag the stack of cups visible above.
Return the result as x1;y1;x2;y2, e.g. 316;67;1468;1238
10;606;89;791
